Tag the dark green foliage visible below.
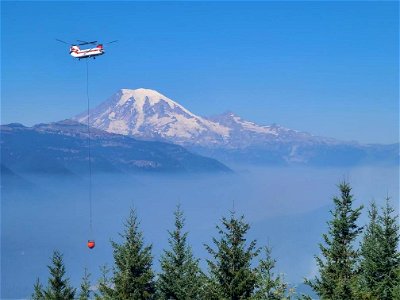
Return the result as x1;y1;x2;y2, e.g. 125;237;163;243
36;250;76;300
104;208;155;299
157;205;205;299
392;267;400;300
30;184;397;300
298;295;312;300
358;201;382;299
378;198;400;299
252;246;294;299
78;268;91;300
359;198;400;299
32;278;44;300
306;182;363;300
205;211;259;300
94;265;114;300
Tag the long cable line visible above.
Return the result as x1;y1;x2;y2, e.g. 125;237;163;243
86;59;93;236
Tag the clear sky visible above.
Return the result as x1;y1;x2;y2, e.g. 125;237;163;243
2;1;398;144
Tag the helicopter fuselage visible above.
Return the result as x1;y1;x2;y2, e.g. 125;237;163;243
70;45;105;59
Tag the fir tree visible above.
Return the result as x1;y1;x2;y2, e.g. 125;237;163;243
358;198;400;299
105;208;155;299
306;182;363;300
205;211;259;300
379;198;400;299
157;205;205;299
78;268;91;300
358;201;383;298
32;278;44;300
252;246;294;300
94;265;113;300
376;198;399;299
43;250;76;300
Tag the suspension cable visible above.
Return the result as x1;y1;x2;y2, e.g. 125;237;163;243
86;59;93;235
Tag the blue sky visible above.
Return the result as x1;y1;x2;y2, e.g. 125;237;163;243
2;1;398;143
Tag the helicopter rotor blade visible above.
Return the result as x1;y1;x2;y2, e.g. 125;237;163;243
104;40;118;45
78;40;98;45
56;39;71;45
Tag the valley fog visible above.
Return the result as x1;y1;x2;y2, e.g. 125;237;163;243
1;165;398;299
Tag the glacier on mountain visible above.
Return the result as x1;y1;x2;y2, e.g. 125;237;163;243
74;88;320;148
75;88;231;145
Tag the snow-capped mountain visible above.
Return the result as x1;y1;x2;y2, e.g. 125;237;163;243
75;88;230;146
73;88;398;166
207;111;337;148
74;88;327;148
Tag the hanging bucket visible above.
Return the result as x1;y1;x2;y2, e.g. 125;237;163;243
87;240;95;249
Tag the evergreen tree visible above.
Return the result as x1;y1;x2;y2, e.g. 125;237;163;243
205;211;259;300
43;250;76;300
358;198;400;299
358;201;383;299
157;205;205;299
252;246;294;300
78;268;91;300
105;208;155;299
375;198;399;299
94;265;113;300
306;182;363;300
32;278;44;300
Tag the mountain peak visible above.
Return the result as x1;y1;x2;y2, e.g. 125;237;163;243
2;123;27;128
120;88;168;101
121;88;165;97
73;88;328;148
74;88;230;142
116;88;177;108
209;111;280;136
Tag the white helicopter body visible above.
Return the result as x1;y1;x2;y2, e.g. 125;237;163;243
57;39;117;59
69;44;105;59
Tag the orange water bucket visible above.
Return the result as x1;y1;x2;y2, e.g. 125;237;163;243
87;240;95;249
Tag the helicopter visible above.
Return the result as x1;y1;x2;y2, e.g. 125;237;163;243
56;39;117;60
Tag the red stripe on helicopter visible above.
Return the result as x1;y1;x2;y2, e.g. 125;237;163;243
77;49;102;54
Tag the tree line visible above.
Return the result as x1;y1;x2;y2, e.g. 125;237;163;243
32;182;400;299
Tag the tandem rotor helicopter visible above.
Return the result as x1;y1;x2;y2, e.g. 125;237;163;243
56;39;117;59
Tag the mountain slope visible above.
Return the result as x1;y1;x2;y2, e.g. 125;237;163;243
73;88;398;166
75;88;230;146
74;88;327;148
0;121;231;174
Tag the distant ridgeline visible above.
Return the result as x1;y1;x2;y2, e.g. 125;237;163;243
72;88;398;166
1;88;398;178
0;121;231;175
